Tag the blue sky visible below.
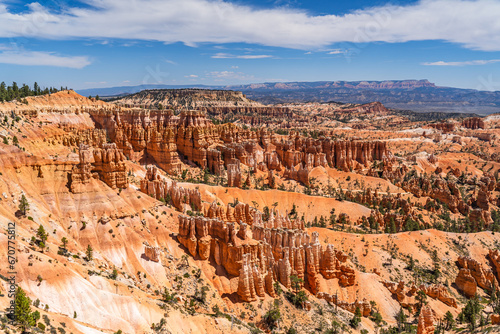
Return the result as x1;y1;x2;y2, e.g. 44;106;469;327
0;0;500;91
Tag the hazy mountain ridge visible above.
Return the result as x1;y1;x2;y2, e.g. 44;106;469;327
77;80;500;114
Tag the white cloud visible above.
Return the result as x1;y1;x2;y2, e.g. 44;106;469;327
1;0;500;51
185;74;198;78
422;59;500;66
212;53;272;59
327;49;347;54
0;51;91;68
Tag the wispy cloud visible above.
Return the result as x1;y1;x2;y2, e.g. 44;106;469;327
164;59;177;65
85;81;107;84
1;0;500;51
422;59;500;66
212;53;272;59
207;71;254;81
185;74;198;78
0;50;90;68
327;49;347;55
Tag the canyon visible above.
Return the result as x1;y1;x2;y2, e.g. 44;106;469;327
0;89;499;334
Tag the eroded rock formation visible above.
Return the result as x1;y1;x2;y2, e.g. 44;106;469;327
88;108;392;187
316;292;371;317
144;245;160;262
489;249;500;281
383;281;457;310
417;304;436;334
428;122;456;133
177;208;356;302
455;268;478;298
140;166;202;211
462;117;485;129
456;256;497;292
70;143;128;192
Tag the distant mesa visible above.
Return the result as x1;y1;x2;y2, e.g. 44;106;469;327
77;79;500;114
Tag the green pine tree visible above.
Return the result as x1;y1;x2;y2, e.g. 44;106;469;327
86;244;93;261
19;194;29;215
15;287;36;332
37;225;48;252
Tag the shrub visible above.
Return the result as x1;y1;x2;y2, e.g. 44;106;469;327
263;299;281;330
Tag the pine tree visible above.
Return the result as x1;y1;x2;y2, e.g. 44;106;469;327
19;194;29;215
15;287;36;332
329;208;336;228
37;225;48;251
12;82;19;98
408;255;415;270
86;244;93;261
444;311;454;330
396;307;407;332
0;81;6;102
319;215;326;227
289;204;297;219
61;237;68;249
390;217;397;233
